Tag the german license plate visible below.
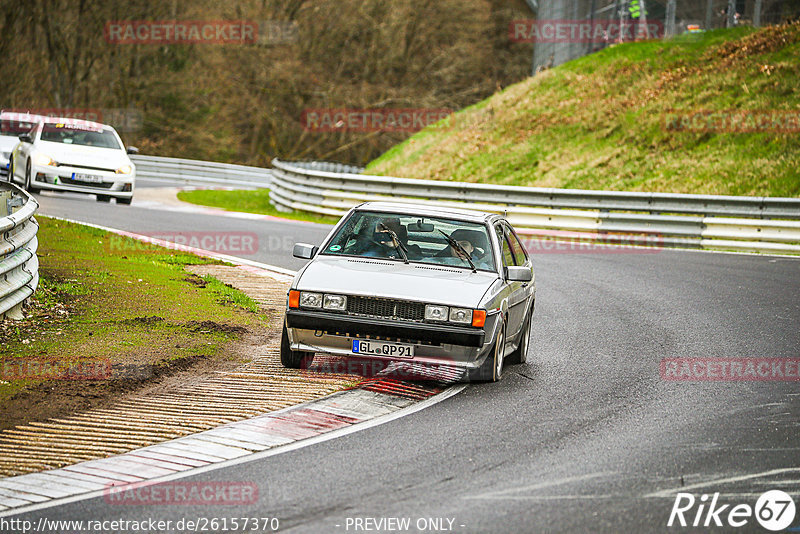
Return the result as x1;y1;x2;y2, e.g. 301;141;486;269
351;339;414;358
72;173;104;183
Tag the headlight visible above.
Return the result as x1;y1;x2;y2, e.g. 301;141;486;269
116;164;132;174
299;291;323;308
33;153;57;166
425;304;449;322
323;294;347;311
449;307;473;324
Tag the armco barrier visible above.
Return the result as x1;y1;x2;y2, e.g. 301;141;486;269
0;182;39;320
269;159;800;254
131;154;272;188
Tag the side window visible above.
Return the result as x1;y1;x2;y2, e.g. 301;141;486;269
506;226;528;265
495;225;515;267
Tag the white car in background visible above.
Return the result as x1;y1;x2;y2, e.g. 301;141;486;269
8;116;138;204
0;111;43;179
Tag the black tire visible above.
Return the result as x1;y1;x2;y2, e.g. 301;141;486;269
507;300;534;365
469;318;506;382
25;160;40;194
117;197;132;205
280;321;314;369
96;195;111;202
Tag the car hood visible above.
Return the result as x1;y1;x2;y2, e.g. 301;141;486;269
296;255;498;308
36;141;132;170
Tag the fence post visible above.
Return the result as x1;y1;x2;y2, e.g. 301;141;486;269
753;0;763;27
665;0;676;37
727;0;737;27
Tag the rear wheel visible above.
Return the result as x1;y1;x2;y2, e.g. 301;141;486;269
469;319;505;382
280;321;314;369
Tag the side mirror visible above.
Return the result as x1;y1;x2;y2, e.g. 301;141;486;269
293;243;318;259
18;133;32;143
126;146;139;155
505;266;532;282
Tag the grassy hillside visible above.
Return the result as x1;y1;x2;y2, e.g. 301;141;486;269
367;24;800;197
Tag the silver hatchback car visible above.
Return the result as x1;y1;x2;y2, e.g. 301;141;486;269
282;202;535;381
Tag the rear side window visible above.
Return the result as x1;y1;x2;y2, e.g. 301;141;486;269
507;227;528;265
495;225;515;266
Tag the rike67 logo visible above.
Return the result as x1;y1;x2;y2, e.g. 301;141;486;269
668;490;796;531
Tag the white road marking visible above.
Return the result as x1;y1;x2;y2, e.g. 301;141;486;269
465;472;614;500
646;467;800;497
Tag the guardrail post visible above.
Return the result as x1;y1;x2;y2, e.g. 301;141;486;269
2;302;24;320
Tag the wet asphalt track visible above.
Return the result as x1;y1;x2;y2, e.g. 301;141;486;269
11;184;800;533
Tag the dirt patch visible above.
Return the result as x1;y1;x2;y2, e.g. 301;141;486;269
119;315;165;326
185;320;249;335
184;274;208;288
0;327;266;432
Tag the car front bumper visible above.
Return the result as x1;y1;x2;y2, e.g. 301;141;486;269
285;309;499;369
31;164;134;198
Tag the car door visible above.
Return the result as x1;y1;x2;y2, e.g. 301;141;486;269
11;123;36;184
494;223;529;343
505;224;534;329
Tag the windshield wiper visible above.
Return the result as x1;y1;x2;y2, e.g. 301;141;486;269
438;230;477;273
378;223;409;264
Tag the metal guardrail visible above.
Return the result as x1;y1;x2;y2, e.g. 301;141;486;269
0;183;39;320
131;154;272;188
270;159;800;254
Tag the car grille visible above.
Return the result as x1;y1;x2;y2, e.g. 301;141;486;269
58;177;114;189
346;296;425;322
57;163;116;173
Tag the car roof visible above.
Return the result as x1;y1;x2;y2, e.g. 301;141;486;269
354;201;500;223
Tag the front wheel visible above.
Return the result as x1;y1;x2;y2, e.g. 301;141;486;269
507;300;534;365
469;319;505;382
96;195;111;202
280;321;314;369
117;197;132;205
25;160;40;194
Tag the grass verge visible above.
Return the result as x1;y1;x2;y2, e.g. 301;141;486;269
0;216;266;430
366;24;800;197
177;188;339;224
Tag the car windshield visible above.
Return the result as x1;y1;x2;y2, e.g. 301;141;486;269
322;210;496;272
40;123;121;149
0;119;37;136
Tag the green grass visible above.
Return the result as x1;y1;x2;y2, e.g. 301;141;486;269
0;217;266;404
366;24;800;197
177;189;339;224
